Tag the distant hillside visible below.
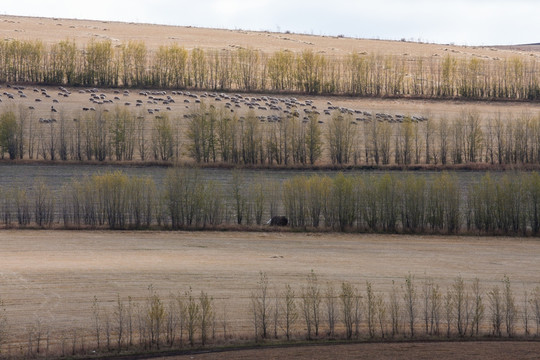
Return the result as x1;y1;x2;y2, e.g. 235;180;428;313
1;14;537;61
492;43;540;52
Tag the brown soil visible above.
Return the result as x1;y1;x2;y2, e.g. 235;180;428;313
158;341;540;360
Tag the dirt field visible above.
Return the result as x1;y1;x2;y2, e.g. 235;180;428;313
1;230;540;341
162;341;540;360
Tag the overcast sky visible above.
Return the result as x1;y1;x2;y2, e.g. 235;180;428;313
2;0;538;46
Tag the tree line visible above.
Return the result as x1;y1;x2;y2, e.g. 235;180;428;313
2;107;540;168
187;107;540;167
3;170;540;235
0;107;181;162
1;272;540;358
1;39;539;100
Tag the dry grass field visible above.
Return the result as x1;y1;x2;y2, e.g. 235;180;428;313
1;230;539;342
2;14;539;60
3;84;539;124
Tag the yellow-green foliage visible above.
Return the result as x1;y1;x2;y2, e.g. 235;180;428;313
3;170;540;234
0;111;18;160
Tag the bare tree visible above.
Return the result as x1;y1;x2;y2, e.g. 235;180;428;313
147;286;165;348
531;286;540;336
185;287;200;347
199;291;213;346
0;297;7;354
302;270;321;337
114;294;125;351
453;276;469;337
503;276;516;337
471;278;484;337
403;274;417;337
422;277;433;335
444;287;453;337
340;282;355;339
389;281;401;337
324;283;338;338
375;293;387;338
92;296;101;349
281;284;298;341
251;271;270;339
488;285;503;337
366;281;376;338
326;113;356;164
523;288;530;337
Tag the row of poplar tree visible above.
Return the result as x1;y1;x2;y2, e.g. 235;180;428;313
1;272;539;358
0;39;539;99
1;170;540;235
2;106;540;166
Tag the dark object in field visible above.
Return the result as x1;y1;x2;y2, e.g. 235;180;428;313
267;216;288;226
